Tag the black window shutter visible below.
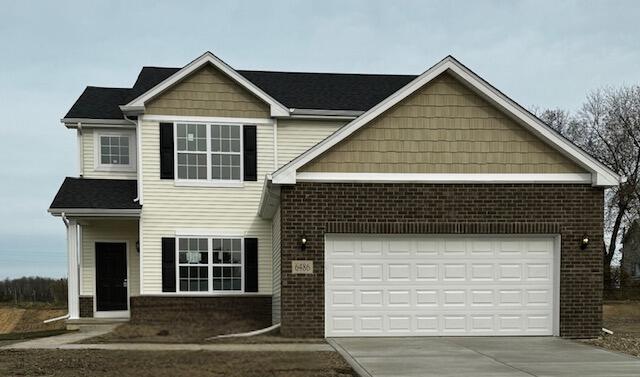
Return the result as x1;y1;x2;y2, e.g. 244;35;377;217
161;237;176;292
244;238;258;292
243;125;257;181
159;123;174;179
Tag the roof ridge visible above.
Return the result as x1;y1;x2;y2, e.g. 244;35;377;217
238;69;417;77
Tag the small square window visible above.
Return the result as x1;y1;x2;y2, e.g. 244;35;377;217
98;133;133;168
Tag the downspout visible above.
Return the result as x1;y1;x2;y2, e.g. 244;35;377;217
124;114;144;294
77;123;84;177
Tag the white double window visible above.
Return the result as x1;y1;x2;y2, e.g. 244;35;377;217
177;237;243;293
175;123;242;183
94;130;136;171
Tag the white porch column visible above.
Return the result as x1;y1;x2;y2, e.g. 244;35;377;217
67;219;80;319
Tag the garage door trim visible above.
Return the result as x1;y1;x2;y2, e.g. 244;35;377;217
324;234;560;337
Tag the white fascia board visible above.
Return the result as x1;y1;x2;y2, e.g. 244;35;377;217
48;208;141;217
143;114;274;125
296;172;593;184
62;118;134;128
272;56;621;187
257;175;281;219
121;51;290;117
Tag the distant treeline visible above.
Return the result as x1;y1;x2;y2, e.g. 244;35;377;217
0;277;67;305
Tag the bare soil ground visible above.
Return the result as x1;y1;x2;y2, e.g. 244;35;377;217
584;301;640;357
80;323;324;344
0;350;355;377
0;305;66;334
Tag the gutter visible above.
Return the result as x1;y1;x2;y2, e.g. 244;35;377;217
49;208;142;217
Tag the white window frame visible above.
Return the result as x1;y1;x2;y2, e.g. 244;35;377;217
174;122;244;187
94;130;137;172
175;236;245;295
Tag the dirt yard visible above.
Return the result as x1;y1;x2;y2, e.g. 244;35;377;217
81;323;324;344
584;301;640;357
0;305;66;334
0;349;355;377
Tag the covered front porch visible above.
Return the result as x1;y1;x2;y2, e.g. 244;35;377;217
49;177;141;320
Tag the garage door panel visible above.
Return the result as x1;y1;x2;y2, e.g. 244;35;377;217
325;235;556;337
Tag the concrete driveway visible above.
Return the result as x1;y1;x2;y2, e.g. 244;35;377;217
329;337;640;377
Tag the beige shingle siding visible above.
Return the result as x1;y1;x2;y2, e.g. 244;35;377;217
271;208;281;324
80;220;140;297
276;119;346;168
145;65;270;118
80;128;137;179
301;73;586;174
140;119;273;294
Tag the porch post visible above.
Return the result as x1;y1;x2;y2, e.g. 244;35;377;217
67;219;80;319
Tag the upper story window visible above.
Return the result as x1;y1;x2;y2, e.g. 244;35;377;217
94;130;136;172
175;123;243;183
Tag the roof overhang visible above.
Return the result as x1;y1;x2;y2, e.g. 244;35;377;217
61;118;135;129
48;208;141;217
120;51;290;118
271;56;621;188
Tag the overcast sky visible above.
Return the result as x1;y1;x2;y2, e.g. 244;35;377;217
0;0;639;279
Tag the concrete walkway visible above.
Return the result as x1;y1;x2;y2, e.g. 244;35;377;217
330;337;640;377
2;326;332;352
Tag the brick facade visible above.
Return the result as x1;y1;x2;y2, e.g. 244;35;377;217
129;295;272;328
279;183;604;338
79;296;93;318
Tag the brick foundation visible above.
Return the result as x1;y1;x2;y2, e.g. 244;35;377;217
79;296;93;318
129;295;272;328
279;183;604;338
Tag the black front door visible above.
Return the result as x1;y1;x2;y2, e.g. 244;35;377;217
95;242;128;311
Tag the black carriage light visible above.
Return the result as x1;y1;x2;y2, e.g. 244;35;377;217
301;235;307;251
580;234;590;250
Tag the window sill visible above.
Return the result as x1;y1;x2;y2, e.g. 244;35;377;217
149;292;269;297
95;165;137;173
174;180;244;188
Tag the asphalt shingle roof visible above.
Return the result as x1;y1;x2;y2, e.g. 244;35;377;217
63;66;417;119
49;177;141;210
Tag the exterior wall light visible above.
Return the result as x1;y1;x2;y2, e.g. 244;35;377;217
580;235;590;250
301;235;307;251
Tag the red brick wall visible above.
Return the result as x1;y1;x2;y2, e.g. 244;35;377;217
279;183;604;338
130;296;271;329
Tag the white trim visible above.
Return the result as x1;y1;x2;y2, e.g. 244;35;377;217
93;240;130;318
62;118;133;126
144;114;273;125
93;130;137;172
136;117;143;205
121;51;289;117
175;229;247;237
76;126;84;177
553;235;561;336
139;213;144;295
273;118;278;171
49;208;141;217
296;172;593;184
288;109;364;117
272;56;620;187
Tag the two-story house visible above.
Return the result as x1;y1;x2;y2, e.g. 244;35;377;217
50;52;619;339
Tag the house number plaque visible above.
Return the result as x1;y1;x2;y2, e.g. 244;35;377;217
292;260;313;274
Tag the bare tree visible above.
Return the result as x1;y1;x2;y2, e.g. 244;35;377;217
537;86;640;288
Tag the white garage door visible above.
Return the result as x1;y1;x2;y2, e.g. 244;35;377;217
325;235;557;337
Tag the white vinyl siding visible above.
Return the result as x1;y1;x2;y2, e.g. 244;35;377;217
272;208;281;324
140;118;273;294
79;219;140;297
80;127;137;179
276;119;345;168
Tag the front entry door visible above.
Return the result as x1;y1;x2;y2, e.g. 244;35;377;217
95;242;128;312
